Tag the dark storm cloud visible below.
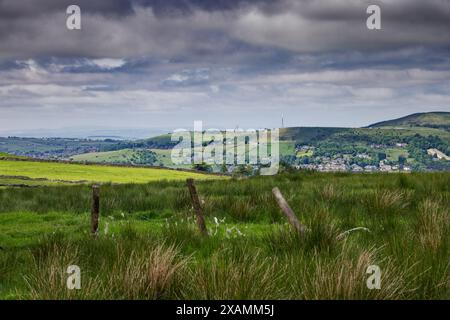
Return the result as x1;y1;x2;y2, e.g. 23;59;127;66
0;0;450;60
0;0;268;19
0;0;133;19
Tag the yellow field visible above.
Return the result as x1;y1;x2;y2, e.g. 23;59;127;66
0;160;224;184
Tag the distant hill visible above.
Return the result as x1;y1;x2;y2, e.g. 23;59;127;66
110;134;175;150
1;112;449;172
0;137;121;159
368;112;450;131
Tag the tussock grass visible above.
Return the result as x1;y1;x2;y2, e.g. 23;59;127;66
105;243;188;299
23;235;188;300
25;238;102;300
186;251;283;300
0;171;449;299
319;183;343;201
366;189;411;215
296;247;415;300
416;199;449;251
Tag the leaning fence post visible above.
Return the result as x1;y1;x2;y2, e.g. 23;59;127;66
186;178;208;236
91;184;100;235
272;187;306;235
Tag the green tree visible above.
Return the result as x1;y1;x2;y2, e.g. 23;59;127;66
192;163;213;172
378;152;387;161
398;155;407;167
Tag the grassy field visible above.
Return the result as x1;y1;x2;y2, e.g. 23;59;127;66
385;148;409;162
150;149;192;169
296;150;314;158
0;160;223;185
0;170;448;299
69;149;138;164
0;152;28;160
69;148;188;168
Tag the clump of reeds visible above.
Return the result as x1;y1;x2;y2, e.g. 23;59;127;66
367;189;411;214
294;247;415;300
105;243;189;299
416;199;449;251
185;250;284;299
25;238;101;299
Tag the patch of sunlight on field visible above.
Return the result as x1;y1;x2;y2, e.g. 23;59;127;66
0;160;225;184
296;150;314;158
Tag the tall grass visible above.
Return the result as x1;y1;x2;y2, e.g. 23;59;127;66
295;247;415;300
185;251;284;299
0;171;449;299
23;235;189;300
416;198;449;251
105;243;188;299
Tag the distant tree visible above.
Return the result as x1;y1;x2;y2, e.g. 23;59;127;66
398;155;407;166
220;164;228;173
193;163;213;172
233;164;253;177
300;157;310;164
378;152;387;161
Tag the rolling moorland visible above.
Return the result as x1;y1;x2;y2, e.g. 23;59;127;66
1;112;449;173
0;111;448;300
0;170;448;299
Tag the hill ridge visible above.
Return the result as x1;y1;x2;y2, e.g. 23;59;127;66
367;111;450;130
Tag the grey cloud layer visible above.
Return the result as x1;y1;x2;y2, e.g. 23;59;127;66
1;57;448;128
1;0;450;59
0;0;449;132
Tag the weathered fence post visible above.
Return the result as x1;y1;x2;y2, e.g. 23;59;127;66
91;185;100;235
272;187;306;235
186;178;208;236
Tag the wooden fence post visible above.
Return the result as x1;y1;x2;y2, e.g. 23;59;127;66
186;178;208;236
272;187;306;235
91;185;100;235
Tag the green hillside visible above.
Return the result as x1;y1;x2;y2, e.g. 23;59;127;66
67;125;450;172
70;148;157;166
0;152;28;160
0;137;120;159
368;112;450;131
279;127;348;143
2;112;449;172
103;134;176;151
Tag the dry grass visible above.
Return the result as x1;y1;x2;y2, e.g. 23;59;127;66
368;189;411;214
25;241;101;299
106;243;189;299
298;247;415;300
24;240;188;300
187;251;284;299
320;183;342;201
417;199;449;250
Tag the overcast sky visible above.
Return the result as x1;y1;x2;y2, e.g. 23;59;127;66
0;0;449;137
